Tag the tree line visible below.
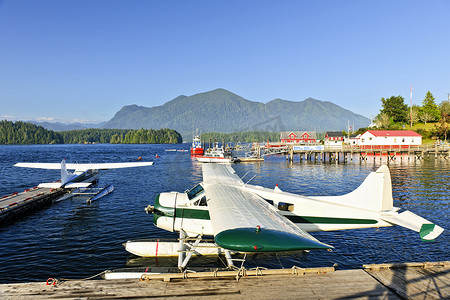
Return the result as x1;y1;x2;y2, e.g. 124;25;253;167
375;91;449;140
201;131;280;143
0;120;182;144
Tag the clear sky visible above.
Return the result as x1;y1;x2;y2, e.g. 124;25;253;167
1;0;449;124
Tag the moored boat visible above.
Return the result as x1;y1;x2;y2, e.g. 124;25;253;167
196;148;233;163
190;135;204;156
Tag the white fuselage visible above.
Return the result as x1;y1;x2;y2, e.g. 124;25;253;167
152;182;394;237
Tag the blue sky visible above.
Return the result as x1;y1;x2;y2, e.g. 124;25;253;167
1;0;449;124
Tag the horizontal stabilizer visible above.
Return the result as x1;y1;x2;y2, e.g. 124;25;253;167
37;182;92;188
64;182;92;188
38;182;62;188
381;211;444;241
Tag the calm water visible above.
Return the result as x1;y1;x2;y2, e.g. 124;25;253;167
0;144;448;284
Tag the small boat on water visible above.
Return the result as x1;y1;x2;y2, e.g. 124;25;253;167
190;135;204;156
234;156;264;163
196;148;234;163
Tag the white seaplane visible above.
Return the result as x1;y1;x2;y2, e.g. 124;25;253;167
14;159;154;188
123;163;443;272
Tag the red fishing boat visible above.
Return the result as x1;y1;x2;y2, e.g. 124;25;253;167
190;135;204;156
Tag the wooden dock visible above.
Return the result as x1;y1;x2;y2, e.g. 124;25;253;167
0;261;448;299
269;144;450;163
0;187;66;226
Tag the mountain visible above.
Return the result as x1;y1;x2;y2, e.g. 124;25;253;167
102;89;370;140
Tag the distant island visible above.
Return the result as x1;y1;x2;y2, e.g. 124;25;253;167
0;120;182;145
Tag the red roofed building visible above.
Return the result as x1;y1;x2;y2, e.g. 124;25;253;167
280;131;317;144
358;130;422;149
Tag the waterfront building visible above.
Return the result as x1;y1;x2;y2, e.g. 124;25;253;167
325;131;345;145
280;131;317;144
358;130;422;149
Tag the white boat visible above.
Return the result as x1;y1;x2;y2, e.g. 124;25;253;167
196;149;233;163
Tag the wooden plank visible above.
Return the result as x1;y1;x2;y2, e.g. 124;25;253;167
0;269;396;300
2;263;448;299
365;263;450;299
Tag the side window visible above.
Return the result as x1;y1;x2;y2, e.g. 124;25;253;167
187;184;204;200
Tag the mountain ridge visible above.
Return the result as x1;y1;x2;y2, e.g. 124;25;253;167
102;89;370;140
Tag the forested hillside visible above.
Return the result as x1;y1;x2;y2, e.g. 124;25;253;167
0;120;62;144
0;121;182;144
201;131;280;143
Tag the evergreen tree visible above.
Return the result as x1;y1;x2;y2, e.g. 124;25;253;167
421;91;440;121
439;100;450;118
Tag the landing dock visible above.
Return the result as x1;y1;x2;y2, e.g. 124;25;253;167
0;261;448;299
0;187;66;226
258;144;450;163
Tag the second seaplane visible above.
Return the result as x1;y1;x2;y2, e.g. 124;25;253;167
124;163;444;271
15;159;154;189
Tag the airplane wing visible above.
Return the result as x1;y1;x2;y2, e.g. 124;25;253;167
15;161;154;171
15;162;63;169
64;162;154;171
202;164;332;252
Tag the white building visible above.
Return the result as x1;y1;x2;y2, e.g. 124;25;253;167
358;130;422;149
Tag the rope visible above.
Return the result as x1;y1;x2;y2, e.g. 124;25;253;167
291;266;305;275
249;266;268;276
235;267;247;281
182;269;196;279
140;274;150;281
55;270;109;284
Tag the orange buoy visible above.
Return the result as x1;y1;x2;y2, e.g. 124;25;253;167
138;156;142;160
155;155;159;158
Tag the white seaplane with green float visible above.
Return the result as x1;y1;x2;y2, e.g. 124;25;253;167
123;163;444;273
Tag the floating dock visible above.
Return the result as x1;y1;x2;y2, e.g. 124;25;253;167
0;187;66;226
0;184;114;226
0;261;448;299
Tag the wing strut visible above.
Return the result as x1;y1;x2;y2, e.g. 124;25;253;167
178;230;203;270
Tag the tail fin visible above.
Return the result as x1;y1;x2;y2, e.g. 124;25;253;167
341;165;444;240
343;165;393;212
37;159;75;188
376;165;393;211
60;159;70;185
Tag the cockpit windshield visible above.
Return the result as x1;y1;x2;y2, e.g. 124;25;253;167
187;184;204;200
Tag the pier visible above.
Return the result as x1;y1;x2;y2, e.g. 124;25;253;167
257;144;450;163
0;187;67;226
0;261;448;299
